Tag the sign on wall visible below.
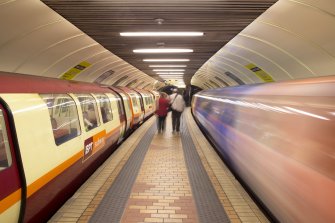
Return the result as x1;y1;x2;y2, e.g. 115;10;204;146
245;63;274;82
60;61;91;80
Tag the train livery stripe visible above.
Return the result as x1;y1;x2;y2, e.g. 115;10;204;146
27;127;120;198
0;125;121;214
0;189;21;214
27;150;83;198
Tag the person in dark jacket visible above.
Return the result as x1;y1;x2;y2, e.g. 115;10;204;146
155;92;170;133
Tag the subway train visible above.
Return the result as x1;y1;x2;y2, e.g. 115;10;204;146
192;75;335;223
0;72;158;223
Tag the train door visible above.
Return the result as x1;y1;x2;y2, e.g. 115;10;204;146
115;95;126;142
136;92;145;123
0;105;24;223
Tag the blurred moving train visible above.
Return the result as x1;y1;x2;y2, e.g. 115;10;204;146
0;73;159;223
192;76;335;223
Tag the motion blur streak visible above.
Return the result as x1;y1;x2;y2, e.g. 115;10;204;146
192;76;335;223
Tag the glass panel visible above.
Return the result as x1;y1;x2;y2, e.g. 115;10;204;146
95;94;113;123
41;94;81;146
132;97;138;107
0;110;12;170
76;94;100;131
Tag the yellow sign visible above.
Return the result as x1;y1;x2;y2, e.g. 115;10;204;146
60;61;91;80
245;63;274;82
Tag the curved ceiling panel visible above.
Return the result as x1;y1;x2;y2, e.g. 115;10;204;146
0;0;160;88
192;0;335;89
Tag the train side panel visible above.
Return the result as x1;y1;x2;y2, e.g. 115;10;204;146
0;92;122;222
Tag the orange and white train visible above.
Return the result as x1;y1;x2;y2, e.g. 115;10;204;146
0;72;158;223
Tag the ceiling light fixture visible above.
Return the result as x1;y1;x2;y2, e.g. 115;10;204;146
143;59;190;62
162;77;184;79
120;32;204;37
160;74;183;76
149;65;187;68
153;69;185;72
155;18;165;25
156;72;184;75
159;76;184;78
133;49;193;53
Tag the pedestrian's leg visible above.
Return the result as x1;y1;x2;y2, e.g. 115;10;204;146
172;111;176;132
176;112;182;132
161;116;165;132
156;116;160;132
162;116;166;132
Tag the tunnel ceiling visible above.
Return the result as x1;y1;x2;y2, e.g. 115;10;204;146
41;0;278;86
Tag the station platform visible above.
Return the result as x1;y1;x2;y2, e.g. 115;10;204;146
48;108;270;223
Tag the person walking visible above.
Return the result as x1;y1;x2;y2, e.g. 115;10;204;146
155;92;170;133
169;88;185;133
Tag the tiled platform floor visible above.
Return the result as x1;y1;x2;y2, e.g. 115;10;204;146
49;108;269;223
120;127;198;223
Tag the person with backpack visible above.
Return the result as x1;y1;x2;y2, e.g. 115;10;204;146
169;88;185;134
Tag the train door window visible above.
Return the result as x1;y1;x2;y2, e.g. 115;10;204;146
131;96;138;107
0;109;12;170
95;94;113;123
41;94;81;146
116;97;125;119
76;94;100;131
124;97;131;111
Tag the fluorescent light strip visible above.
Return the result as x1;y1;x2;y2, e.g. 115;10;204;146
120;32;204;37
149;65;187;68
143;59;190;62
134;49;193;53
160;77;184;79
156;73;184;75
159;75;184;78
153;69;185;72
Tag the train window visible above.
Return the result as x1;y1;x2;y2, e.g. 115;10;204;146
132;97;138;107
76;94;100;131
95;94;113;123
0;110;12;170
115;97;125;119
41;94;81;146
